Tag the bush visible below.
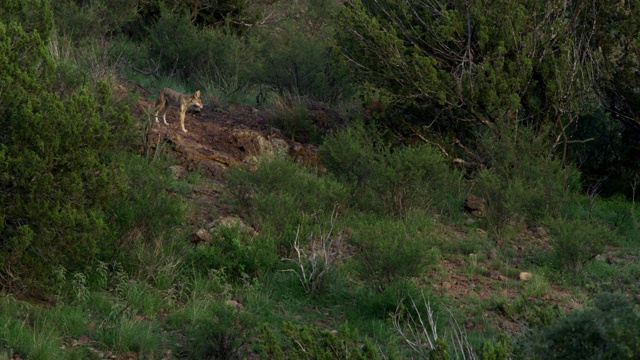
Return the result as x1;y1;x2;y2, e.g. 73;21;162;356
254;34;353;104
147;12;249;90
185;225;277;279
474;124;580;236
526;292;640;359
259;322;384;360
0;2;131;291
52;0;137;44
224;157;348;256
226;157;347;215
103;153;186;260
320;120;464;216
545;218;611;276
349;213;440;292
170;300;257;360
319;120;384;188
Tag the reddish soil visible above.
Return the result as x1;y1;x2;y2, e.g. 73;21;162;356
127;86;332;231
136;98;321;179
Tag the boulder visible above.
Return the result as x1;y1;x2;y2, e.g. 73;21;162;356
464;194;486;216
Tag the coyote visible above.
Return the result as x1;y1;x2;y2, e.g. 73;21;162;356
154;88;204;133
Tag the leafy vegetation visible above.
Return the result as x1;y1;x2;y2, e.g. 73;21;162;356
525;293;640;359
1;0;639;359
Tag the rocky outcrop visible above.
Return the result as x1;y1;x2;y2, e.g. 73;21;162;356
464;194;486;216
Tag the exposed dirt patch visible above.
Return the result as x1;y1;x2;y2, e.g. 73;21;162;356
137;98;320;179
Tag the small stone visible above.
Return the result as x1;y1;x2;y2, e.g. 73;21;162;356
225;299;244;311
519;272;532;281
169;165;187;180
536;227;548;237
189;228;211;245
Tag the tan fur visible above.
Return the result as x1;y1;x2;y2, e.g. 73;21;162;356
154;88;204;133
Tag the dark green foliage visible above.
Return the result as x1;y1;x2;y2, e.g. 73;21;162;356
527;293;640;359
131;0;250;34
319;120;383;187
0;1;132;290
173;301;257;360
255;34;353;104
320;120;463;216
147;12;249;87
337;1;598;150
546;218;612;276
474;124;580;236
185;225;276;279
349;214;440;292
566;110;628;196
337;0;640;199
249;0;354;104
224;157;347;256
102;154;186;261
1;0;54;41
52;0;137;43
259;322;386;360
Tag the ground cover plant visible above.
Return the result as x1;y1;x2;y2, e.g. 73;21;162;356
1;0;640;359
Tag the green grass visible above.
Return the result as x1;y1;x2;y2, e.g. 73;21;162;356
7;1;640;358
3;156;638;359
2;110;640;359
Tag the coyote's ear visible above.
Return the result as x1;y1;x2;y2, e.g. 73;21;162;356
194;90;201;98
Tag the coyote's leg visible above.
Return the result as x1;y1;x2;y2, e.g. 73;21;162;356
179;110;188;133
162;109;169;125
154;94;164;123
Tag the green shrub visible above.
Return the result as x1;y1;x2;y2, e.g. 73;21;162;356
545;218;612;276
225;157;348;257
185;225;277;279
320;120;463;216
103;153;186;257
226;157;347;215
479;333;511;360
319;120;384;188
349;214;440;292
147;12;249;90
0;2;131;291
526;292;640;359
170;300;257;360
254;34;353;104
52;0;137;45
259;322;385;360
381;144;463;216
474;124;580;236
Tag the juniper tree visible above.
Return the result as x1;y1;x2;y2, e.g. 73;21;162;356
337;0;640;170
0;0;129;291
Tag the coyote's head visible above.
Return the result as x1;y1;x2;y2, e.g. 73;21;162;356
190;91;204;110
